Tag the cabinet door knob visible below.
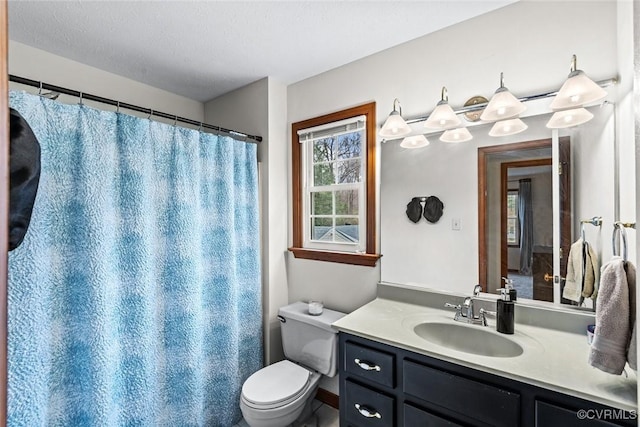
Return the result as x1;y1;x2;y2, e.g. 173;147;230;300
355;403;382;419
354;358;381;371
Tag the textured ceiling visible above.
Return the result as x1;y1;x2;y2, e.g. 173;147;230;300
8;1;516;102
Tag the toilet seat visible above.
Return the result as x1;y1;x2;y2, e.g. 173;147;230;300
241;360;311;410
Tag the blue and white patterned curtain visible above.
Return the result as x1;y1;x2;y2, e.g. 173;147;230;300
8;91;262;427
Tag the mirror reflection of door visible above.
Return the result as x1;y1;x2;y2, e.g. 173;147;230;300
501;159;552;300
478;137;572;303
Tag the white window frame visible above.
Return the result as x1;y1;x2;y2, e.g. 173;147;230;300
299;116;367;253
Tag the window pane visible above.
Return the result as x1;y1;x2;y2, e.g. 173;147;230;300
336;217;359;242
336;132;362;160
335;190;358;215
312;192;333;215
312;217;333;240
313;137;335;163
336;159;361;183
507;218;517;244
314;163;335;186
507;193;518;217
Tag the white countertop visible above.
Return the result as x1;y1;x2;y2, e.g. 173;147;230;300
332;297;638;412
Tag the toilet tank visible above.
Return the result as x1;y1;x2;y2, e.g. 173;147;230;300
278;302;346;377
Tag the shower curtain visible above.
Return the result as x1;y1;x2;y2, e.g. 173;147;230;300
7;91;262;427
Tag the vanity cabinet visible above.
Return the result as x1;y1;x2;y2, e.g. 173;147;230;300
339;333;636;427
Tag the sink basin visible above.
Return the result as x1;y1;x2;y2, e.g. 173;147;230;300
413;322;524;358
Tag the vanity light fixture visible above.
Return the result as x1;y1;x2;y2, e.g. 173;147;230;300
424;87;462;130
549;54;607;111
380;57;614;146
489;118;528;137
480;72;526;121
379;98;412;139
545;107;594;129
440;127;472;143
400;134;430;149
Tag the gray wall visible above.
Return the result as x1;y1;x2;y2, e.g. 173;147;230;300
9;41;204;120
289;0;622;299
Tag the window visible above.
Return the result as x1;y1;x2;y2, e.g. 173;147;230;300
507;190;519;247
290;102;380;266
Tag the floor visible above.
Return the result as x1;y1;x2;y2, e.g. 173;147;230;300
233;399;339;427
508;272;533;299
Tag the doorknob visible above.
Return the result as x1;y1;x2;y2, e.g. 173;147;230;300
544;273;565;283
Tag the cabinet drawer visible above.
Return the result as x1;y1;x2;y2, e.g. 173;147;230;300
403;360;519;427
403;403;464;427
345;340;395;388
345;379;395;427
535;401;622;427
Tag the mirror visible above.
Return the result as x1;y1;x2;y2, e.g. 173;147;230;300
478;139;556;302
380;101;634;307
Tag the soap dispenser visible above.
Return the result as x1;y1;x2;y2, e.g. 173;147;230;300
496;288;515;335
502;277;517;302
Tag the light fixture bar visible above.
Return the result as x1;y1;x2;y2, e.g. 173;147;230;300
400;77;616;126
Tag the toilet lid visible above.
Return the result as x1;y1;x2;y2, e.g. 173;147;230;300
242;360;311;408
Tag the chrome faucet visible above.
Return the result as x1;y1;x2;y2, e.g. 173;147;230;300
472;284;482;297
463;296;475;320
445;285;494;326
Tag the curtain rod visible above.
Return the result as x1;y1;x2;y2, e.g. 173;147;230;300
9;75;263;143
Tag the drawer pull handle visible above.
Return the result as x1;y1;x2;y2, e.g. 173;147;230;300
355;403;382;419
354;358;381;372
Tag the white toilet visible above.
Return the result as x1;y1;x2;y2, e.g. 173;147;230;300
240;301;345;427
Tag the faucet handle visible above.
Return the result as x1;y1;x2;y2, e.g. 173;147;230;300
478;308;496;327
445;302;463;322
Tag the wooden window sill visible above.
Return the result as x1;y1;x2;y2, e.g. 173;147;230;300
288;247;381;267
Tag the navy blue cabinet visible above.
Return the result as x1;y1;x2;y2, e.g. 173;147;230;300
339;333;636;427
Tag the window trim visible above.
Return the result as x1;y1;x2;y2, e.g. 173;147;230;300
290;102;380;267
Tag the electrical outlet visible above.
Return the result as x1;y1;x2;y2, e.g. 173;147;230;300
452;218;461;231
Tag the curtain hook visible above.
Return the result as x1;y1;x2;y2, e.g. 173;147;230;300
148;109;153;120
174;115;178;126
116;101;120;114
38;81;43;96
78;92;84;106
198;122;203;132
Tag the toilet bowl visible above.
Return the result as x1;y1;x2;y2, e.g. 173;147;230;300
239;302;345;427
240;360;321;427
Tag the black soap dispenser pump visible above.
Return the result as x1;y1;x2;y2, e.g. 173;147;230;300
496;288;515;335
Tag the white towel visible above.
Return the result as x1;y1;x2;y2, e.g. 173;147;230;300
589;257;636;375
563;239;598;302
582;241;600;299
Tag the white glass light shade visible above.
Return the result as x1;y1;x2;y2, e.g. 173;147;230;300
489;118;528;137
424;101;462;130
480;88;526;121
549;71;607;111
440;127;472;143
545;108;594;129
379;111;412;139
400;135;430;149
